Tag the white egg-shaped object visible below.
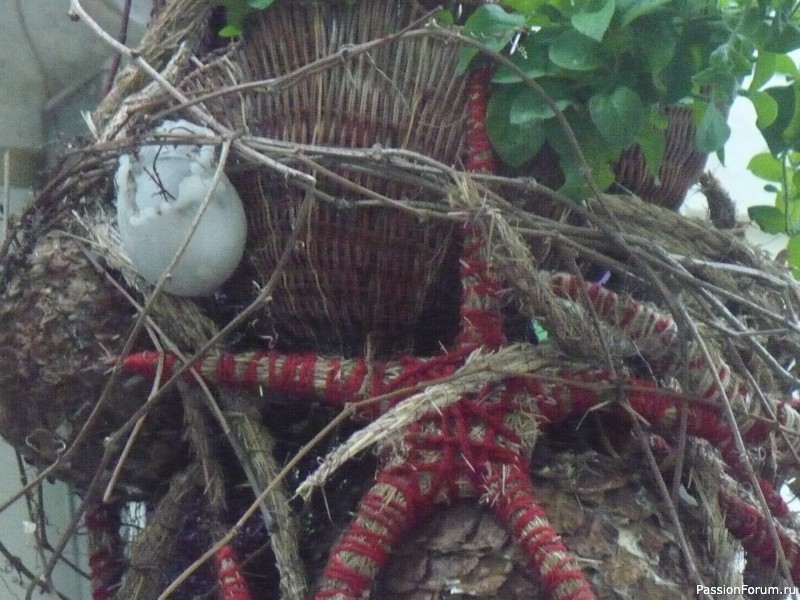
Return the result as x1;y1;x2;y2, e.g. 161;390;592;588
115;120;247;296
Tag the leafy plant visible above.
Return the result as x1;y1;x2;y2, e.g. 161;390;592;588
458;0;775;197
218;0;800;271
458;0;800;274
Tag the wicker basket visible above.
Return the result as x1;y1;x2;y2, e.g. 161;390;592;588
613;105;710;210
226;0;467;355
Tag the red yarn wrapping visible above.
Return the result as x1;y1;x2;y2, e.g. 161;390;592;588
85;503;124;600
122;351;178;379
525;371;790;517
123;349;467;413
459;65;506;350
548;273;767;411
719;445;789;518
214;545;253;600
317;384;597;600
124;350;374;407
721;492;800;580
457;230;507;350
649;434;795;579
549;273;678;364
465;66;498;173
487;465;595;600
316;471;435;599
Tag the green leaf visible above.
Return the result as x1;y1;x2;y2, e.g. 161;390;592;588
219;23;243;37
787;236;800;278
764;21;800;54
779;195;800;235
502;0;543;11
748;205;786;234
749;53;777;93
510;90;573;124
657;37;697;104
759;86;797;155
219;0;251;36
748;91;779;129
508;79;574;123
636;123;667;179
782;85;800;148
694;103;731;154
571;0;615;42
747;152;784;181
549;31;605;71
493;42;552;83
616;0;672;27
464;4;527;34
543;114;616;198
649;108;669;130
775;54;799;79
487;86;548;167
588;86;645;151
747;52;799;92
692;44;746;106
247;0;274;8
433;9;455;25
632;17;677;86
457;5;526;73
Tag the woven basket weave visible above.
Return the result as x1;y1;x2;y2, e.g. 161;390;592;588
229;0;467;355
613;105;709;210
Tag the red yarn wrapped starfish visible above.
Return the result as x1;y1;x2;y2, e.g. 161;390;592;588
122;67;800;598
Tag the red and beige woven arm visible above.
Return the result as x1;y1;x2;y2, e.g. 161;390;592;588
85;502;125;600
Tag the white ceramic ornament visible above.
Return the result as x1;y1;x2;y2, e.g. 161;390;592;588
115;120;247;296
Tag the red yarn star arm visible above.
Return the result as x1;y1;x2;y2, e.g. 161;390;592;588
524;368;791;517
650;434;800;579
550;273;746;404
484;463;597;600
121;349;467;418
721;493;800;578
465;65;499;175
214;545;253;600
85;503;125;600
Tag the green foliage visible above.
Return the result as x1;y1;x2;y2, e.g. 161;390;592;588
458;0;800;200
748;149;800;276
217;0;277;37
746;53;800;275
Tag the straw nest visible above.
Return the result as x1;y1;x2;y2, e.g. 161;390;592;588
2;0;800;598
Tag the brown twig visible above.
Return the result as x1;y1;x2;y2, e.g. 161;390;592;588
103;0;133;97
